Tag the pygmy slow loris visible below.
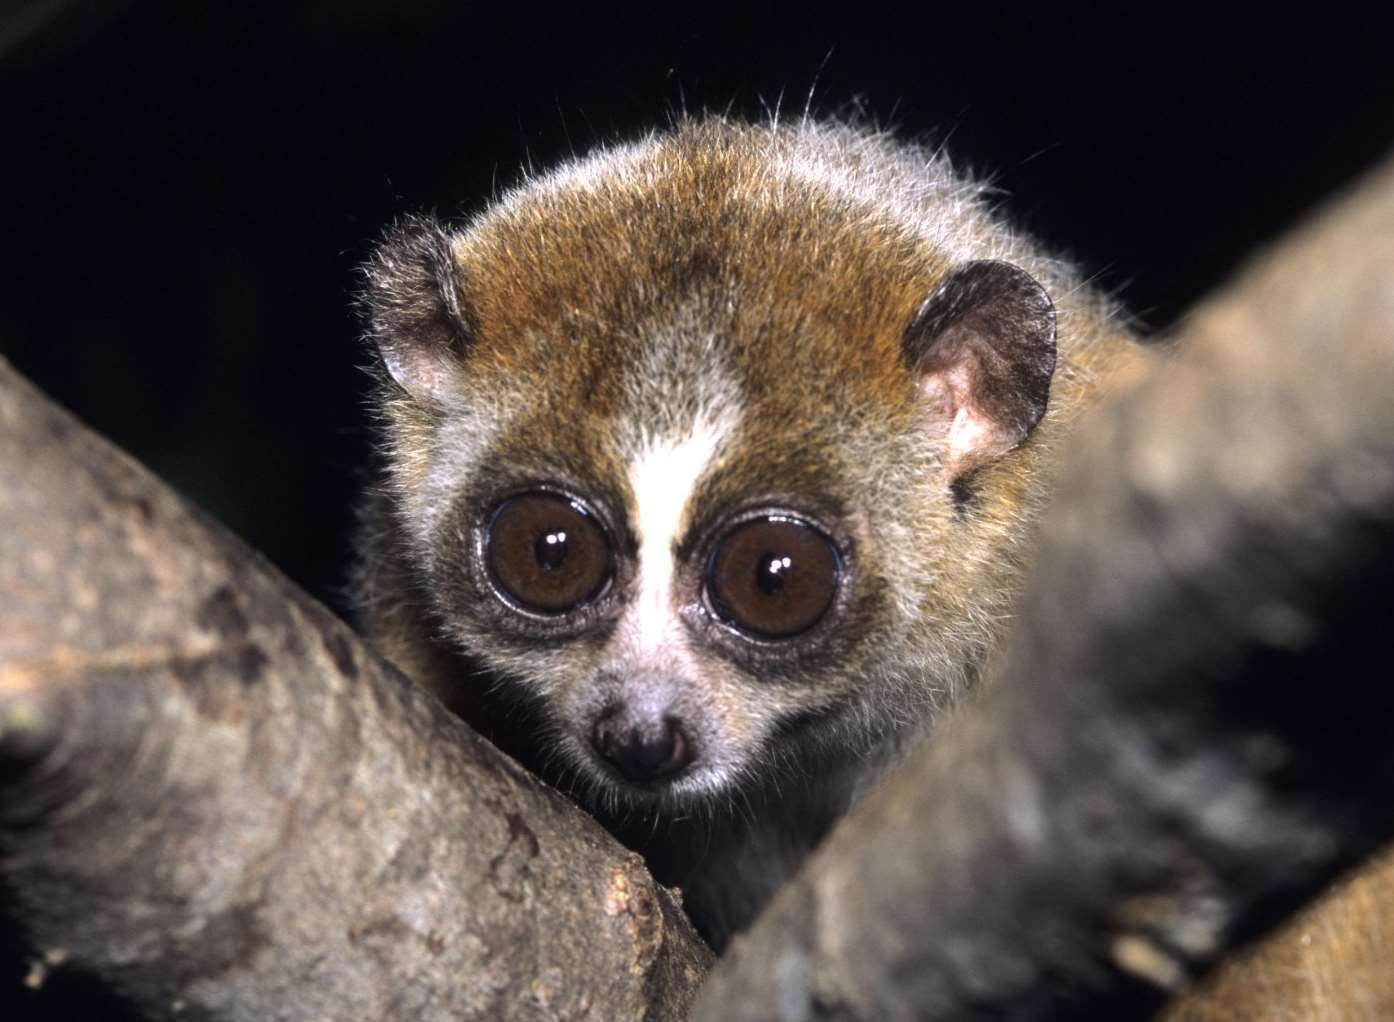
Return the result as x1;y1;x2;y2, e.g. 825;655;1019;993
353;116;1146;948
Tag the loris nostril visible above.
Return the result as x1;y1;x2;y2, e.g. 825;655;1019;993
591;714;694;783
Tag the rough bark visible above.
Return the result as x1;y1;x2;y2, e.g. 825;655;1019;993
0;358;713;1021
694;152;1394;1021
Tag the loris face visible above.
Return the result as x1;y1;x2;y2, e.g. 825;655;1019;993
362;120;1057;812
387;319;906;812
445;404;864;805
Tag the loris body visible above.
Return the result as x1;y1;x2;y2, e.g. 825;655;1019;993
354;118;1145;946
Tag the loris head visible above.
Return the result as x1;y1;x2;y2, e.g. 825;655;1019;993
361;119;1060;813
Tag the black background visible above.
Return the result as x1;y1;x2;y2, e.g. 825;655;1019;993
2;1;1392;1015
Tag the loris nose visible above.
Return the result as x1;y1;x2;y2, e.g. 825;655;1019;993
591;707;694;783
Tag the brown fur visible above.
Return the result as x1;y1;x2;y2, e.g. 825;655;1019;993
354;117;1152;946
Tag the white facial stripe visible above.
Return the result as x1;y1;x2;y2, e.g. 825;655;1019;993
626;413;735;650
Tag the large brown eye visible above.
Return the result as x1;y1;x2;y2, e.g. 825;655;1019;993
486;493;611;614
707;515;840;639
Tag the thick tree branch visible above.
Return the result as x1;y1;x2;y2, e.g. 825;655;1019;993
695;153;1394;1020
0;359;712;1021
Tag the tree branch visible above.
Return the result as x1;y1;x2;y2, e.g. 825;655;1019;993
694;152;1394;1021
0;359;712;1021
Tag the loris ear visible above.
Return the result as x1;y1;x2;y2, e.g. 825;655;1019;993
361;214;471;403
902;260;1057;478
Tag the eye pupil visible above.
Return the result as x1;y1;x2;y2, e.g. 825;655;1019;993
757;553;791;595
536;530;569;571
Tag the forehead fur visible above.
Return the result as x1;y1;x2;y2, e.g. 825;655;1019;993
445;120;1032;441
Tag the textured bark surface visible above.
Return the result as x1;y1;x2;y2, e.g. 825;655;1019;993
0;359;713;1021
694;153;1394;1021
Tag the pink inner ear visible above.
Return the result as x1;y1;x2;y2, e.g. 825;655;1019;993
947;405;996;467
918;361;1014;478
384;343;461;404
